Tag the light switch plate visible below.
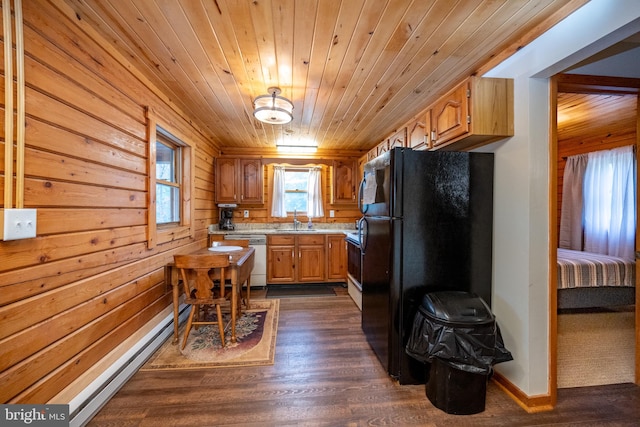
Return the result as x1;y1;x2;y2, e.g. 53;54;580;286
3;208;37;240
329;210;335;218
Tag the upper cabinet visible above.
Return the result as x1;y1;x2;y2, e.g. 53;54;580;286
215;157;264;204
332;160;357;204
388;128;407;150
430;77;513;150
408;113;430;151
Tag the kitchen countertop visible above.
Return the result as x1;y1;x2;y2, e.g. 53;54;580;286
210;228;356;235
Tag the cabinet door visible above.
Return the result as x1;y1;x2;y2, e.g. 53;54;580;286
377;139;389;156
267;245;295;283
327;235;347;280
431;82;469;148
240;159;263;203
408;113;430;151
388;128;406;150
332;160;356;204
215;158;239;203
298;244;326;282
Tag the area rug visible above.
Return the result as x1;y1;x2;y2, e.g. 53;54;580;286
141;299;279;370
266;284;336;298
557;310;634;388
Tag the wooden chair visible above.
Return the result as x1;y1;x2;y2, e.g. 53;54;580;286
211;239;252;309
174;253;230;350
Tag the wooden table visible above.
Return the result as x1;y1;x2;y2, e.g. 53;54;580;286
166;246;255;345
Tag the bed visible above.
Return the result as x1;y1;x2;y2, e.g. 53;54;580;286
557;248;636;310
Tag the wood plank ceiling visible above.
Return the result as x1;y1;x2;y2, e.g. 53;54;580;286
61;0;586;153
557;92;638;144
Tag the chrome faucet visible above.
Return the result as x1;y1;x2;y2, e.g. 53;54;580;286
293;209;301;231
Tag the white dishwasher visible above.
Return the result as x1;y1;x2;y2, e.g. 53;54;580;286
223;234;267;287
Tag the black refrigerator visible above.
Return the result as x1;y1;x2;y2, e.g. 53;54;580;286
358;147;494;384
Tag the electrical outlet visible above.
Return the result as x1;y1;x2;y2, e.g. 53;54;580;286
243;210;249;218
329;210;335;218
3;208;37;241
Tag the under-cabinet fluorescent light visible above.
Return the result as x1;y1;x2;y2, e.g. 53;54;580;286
276;145;318;154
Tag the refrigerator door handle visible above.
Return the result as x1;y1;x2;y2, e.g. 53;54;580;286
360;217;368;252
358;178;364;214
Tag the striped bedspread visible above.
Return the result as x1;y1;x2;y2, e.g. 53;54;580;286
557;248;636;289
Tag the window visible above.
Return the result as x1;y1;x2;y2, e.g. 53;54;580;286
559;146;636;259
582;146;636;259
147;111;194;248
284;169;309;213
271;166;324;218
155;136;181;224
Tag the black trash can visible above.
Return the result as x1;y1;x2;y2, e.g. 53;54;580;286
405;291;512;415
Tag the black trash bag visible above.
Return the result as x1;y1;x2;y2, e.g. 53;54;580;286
405;298;512;375
493;323;514;365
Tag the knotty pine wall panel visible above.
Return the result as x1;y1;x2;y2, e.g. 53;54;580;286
0;0;218;403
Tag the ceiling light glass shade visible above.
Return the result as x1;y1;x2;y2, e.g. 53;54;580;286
253;87;293;125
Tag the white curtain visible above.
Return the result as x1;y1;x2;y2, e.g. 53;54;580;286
559;154;588;250
306;167;324;218
271;166;287;217
583;146;636;259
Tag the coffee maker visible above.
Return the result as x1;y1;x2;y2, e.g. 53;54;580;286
218;204;236;230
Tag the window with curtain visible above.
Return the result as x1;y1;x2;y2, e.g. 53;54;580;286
271;166;324;218
559;145;636;259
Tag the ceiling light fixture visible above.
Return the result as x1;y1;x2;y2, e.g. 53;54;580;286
275;133;318;153
253;87;293;125
276;145;317;154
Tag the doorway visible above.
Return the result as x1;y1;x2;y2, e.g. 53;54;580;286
550;74;639;396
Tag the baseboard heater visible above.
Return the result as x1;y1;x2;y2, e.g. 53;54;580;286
68;305;189;427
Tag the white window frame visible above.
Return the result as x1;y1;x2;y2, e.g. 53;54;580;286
283;168;310;214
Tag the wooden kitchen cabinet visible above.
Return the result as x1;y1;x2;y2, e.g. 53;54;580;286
376;139;389;156
215;157;263;204
388;128;406;150
297;235;326;282
430;76;513;151
408;112;430;151
267;235;296;283
267;234;326;283
327;234;347;281
332;160;357;204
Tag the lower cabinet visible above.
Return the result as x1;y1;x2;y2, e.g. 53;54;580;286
327;234;347;281
267;233;347;284
267;235;296;283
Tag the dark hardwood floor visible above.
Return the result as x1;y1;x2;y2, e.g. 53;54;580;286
87;288;640;426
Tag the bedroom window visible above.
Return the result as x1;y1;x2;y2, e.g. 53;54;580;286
560;145;636;260
582;146;636;259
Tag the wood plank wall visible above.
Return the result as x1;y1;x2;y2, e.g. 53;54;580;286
556;92;638;243
0;0;219;403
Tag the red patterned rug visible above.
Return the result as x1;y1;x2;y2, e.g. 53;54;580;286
141;299;279;370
